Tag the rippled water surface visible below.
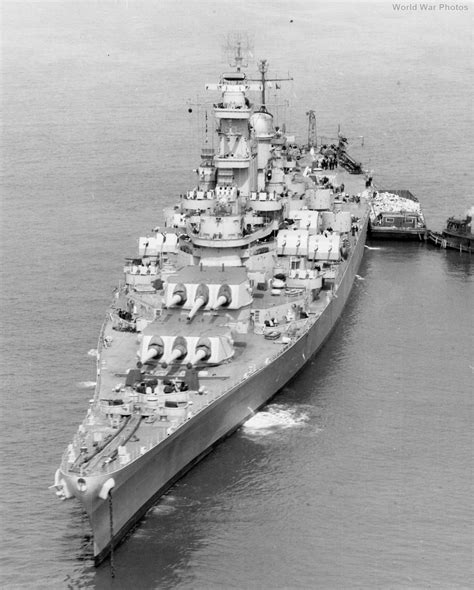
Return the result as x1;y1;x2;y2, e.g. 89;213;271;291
1;2;472;588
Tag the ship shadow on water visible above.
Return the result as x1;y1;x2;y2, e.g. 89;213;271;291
58;505;96;589
366;238;426;258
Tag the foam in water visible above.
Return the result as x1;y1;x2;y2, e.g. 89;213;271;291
364;245;382;250
151;504;177;515
76;381;96;389
87;349;98;358
242;404;310;437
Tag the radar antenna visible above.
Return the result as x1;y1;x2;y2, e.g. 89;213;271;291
223;32;253;71
249;59;293;109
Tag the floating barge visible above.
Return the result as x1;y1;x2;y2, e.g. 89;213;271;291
369;189;427;240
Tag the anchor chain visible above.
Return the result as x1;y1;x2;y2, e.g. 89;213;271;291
108;490;115;578
81;507;89;566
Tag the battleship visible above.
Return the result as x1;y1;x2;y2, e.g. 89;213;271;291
52;49;373;564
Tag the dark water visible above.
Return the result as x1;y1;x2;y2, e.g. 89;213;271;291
1;2;472;589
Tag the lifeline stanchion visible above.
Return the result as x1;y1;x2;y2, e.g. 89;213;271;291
108;491;115;578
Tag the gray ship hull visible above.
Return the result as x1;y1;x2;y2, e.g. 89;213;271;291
65;213;368;564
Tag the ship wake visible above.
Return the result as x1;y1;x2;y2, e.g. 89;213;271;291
242;404;310;437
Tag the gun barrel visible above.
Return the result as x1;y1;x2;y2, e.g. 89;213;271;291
193;347;209;364
142;343;163;364
168;344;187;363
187;296;206;321
213;294;229;310
169;293;184;306
194;349;207;363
